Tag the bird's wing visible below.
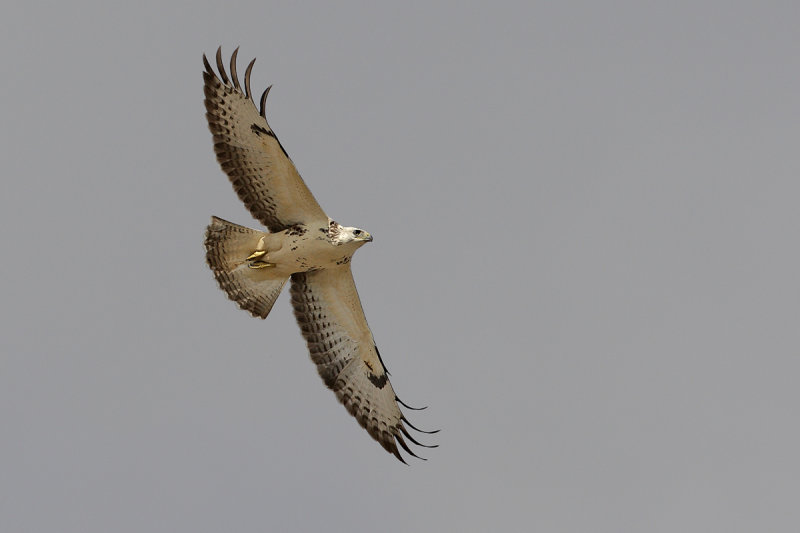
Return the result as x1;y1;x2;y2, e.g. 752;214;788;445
290;267;436;462
203;48;328;232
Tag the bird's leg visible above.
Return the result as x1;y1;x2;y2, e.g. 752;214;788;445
248;260;274;269
247;236;275;268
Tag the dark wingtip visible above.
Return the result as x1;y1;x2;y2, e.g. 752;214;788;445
202;53;213;74
230;46;241;90
215;46;229;85
400;425;438;449
401;415;440;435
259;85;272;118
396;396;427;411
244;58;256;101
396;434;426;461
392;446;408;465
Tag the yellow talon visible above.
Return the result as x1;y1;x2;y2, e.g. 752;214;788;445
245;236;268;260
246;250;267;260
248;260;275;269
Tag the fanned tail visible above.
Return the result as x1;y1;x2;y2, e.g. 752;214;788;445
204;216;288;318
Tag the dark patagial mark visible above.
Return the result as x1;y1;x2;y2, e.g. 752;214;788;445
251;124;274;138
368;372;388;389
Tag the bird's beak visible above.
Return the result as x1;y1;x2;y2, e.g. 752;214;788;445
364;232;373;242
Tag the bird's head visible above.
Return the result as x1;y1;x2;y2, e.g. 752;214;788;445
327;220;372;246
342;226;373;245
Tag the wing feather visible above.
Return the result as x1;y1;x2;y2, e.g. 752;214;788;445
290;267;434;462
203;48;328;232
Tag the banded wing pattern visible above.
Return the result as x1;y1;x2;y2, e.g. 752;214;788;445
290;268;437;462
203;47;328;232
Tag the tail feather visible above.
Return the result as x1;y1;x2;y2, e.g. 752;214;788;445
204;216;288;318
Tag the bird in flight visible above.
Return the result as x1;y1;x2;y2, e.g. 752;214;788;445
202;47;436;462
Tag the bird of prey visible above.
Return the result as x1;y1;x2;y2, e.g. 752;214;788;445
202;48;435;462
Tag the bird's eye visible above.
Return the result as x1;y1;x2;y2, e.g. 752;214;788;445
353;230;362;236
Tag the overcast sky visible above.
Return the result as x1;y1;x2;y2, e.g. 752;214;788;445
2;1;799;532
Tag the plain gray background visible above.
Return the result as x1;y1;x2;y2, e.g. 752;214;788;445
2;1;799;531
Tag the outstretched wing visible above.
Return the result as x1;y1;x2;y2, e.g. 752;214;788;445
290;267;436;463
203;47;328;232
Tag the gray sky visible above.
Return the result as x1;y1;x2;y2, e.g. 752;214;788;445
2;1;799;531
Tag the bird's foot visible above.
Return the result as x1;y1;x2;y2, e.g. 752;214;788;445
246;250;266;260
246;237;274;268
248;260;275;269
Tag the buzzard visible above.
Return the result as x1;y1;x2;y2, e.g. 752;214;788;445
202;48;436;462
